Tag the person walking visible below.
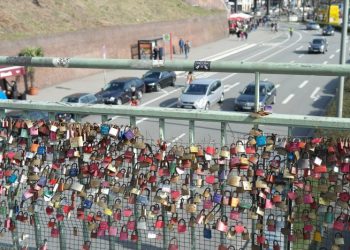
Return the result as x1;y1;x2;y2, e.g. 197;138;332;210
186;71;195;84
289;27;293;37
153;45;159;60
184;41;190;59
179;38;185;54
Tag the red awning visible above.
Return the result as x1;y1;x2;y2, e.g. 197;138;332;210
0;66;25;79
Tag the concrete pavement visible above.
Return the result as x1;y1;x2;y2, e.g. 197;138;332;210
27;23;285;103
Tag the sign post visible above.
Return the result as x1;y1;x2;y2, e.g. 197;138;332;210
163;33;172;60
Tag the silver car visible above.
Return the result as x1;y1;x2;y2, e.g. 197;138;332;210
306;21;320;30
177;79;224;110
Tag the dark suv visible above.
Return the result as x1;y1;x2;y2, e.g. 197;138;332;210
95;77;145;105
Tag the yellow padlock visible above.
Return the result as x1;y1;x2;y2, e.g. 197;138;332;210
313;230;322;242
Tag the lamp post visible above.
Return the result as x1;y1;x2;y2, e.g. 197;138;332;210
302;0;305;22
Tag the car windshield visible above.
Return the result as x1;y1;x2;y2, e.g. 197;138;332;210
184;84;208;95
103;82;125;91
61;96;80;103
144;71;160;79
243;85;267;95
312;39;323;44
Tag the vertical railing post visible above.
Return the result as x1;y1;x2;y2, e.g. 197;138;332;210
33;211;42;248
58;208;66;250
189;120;196;250
129;116;141;250
286;126;293;250
220;122;227;247
101;115;116;250
159;118;168;250
8;188;20;250
254;72;260;113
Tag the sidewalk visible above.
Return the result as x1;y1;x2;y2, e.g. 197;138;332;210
27;24;283;102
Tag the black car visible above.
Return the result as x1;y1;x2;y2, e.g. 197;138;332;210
234;81;277;111
95;77;145;105
322;25;335;36
308;38;328;54
56;93;98;121
142;70;176;92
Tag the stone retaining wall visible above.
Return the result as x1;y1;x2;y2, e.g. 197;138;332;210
0;14;228;89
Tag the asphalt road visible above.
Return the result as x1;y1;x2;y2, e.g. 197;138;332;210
26;21;345;147
15;21;348;250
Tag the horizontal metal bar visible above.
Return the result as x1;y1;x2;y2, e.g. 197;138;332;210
1;100;350;130
1;56;350;76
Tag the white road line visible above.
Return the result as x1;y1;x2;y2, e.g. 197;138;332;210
263;78;268;81
310;87;320;100
282;94;294;104
140;88;180;107
298;54;304;58
299;80;308;88
336;49;340;53
201;43;257;61
323;61;328;64
329;54;335;59
161;89;168;94
296;46;303;50
290;60;295;63
275;84;280;89
224;82;240;92
222;73;237;81
167;133;186;147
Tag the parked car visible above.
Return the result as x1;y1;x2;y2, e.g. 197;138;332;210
177;79;224;110
142;70;176;92
308;38;328;54
95;77;145;105
322;25;335;36
56;92;98;121
60;93;98;104
306;21;320;30
234;81;276;111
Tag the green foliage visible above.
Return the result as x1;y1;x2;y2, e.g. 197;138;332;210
18;47;44;86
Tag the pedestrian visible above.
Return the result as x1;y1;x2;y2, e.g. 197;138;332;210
274;22;278;32
184;41;190;59
186;71;195;84
153;45;159;60
244;31;248;40
0;86;8;100
179;38;184;54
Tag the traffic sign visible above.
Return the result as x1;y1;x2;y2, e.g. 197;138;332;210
163;33;171;42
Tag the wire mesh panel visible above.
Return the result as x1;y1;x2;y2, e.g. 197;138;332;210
0;117;350;250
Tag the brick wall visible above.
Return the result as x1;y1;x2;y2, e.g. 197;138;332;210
0;14;228;89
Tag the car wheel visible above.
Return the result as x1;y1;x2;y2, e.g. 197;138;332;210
116;98;122;105
155;84;161;92
218;93;224;103
204;102;210;110
171;77;176;87
272;95;276;104
136;90;143;99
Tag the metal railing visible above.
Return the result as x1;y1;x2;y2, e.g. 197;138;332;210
0;57;349;249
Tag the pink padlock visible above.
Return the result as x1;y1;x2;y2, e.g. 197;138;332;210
216;216;228;233
119;225;128;241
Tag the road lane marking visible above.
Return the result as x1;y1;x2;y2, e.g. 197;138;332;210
336;49;340;53
167;133;186;147
299;80;308;88
298;54;304;58
282;94;294;104
201;43;257;61
296;46;303;50
310;87;320;101
161;89;168;94
323;61;328;64
329;54;335;59
224;82;240;92
290;60;295;63
275;84;280;89
222;73;237;81
263;78;268;81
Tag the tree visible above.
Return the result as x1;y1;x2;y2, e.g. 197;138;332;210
18;47;44;88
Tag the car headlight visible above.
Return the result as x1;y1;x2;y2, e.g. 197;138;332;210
148;82;155;86
109;97;115;101
320;45;324;49
195;98;206;107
